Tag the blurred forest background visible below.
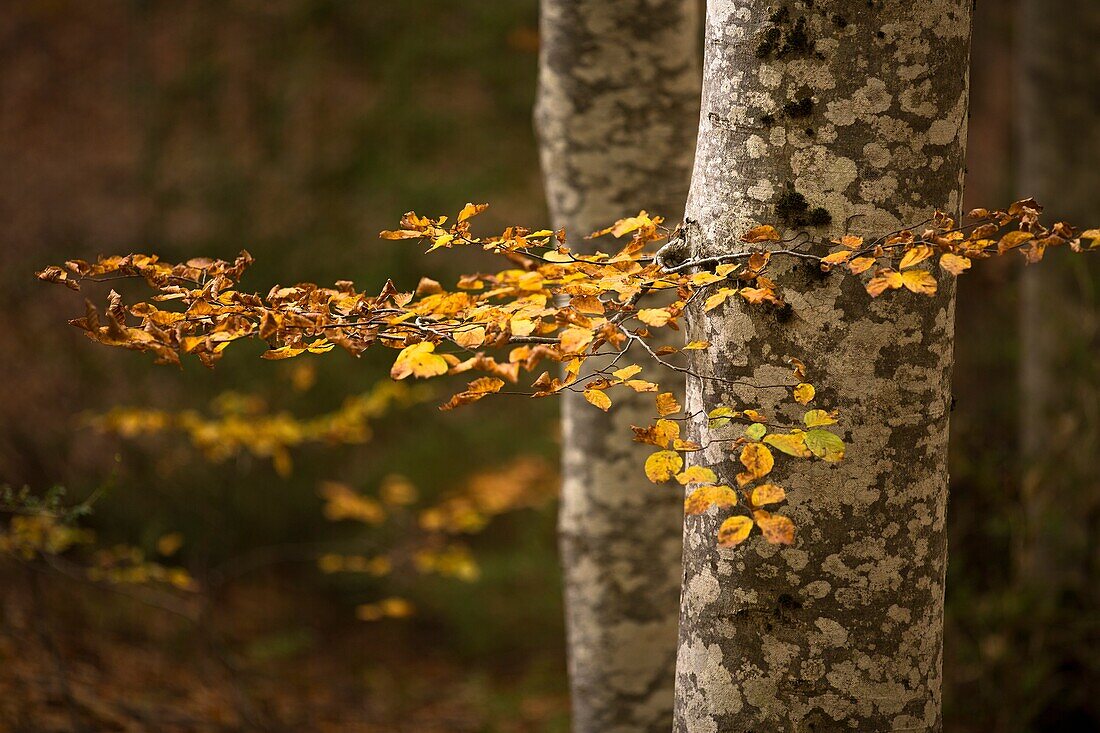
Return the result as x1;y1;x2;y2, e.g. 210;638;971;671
0;1;1094;731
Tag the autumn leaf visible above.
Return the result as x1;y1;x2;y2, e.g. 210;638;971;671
676;465;718;485
457;202;488;222
750;484;786;507
645;450;683;483
901;269;937;295
560;327;594;354
821;250;854;266
583;389;612;412
704;287;737;312
753;510;796;545
708;406;739;429
656;392;681;416
939;253;972;275
793;383;815;404
683;340;711;350
763;431;812;458
744;422;767;441
848;257;876;274
453;325;487;348
391;341;449;380
717;515;754;547
805;429;845;461
998;230;1033;254
685;485;738;515
440;377;506;411
741;225;780;243
802;409;837;427
899;244;933;269
637;308;672;327
612;365;642;380
737;443;774;486
866;269;903;297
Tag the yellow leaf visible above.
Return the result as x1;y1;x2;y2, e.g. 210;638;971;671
690;272;724;286
793;383;815;404
750;484;786;507
560;327;594;354
391;342;448;380
866;269;903;297
612;365;642;380
848;257;876;274
458;202;488;222
584;389;612;411
763;431;812;458
379;229;423;240
802;409;837;427
440;377;506;410
685;485;738;515
510;316;536;337
704;287;736;312
656;392;681;416
156;533;184;557
822;250;854;265
683;340;711;350
637;308;672;327
899;244;933;269
998;230;1033;254
591;211;653;238
717;515;754;547
741;225;781;243
454;326;487;349
753;510;796;544
737;443;774;486
743;409;767;422
676;466;718;485
645;450;683;483
939;253;972;276
901;268;937;295
625;379;659;392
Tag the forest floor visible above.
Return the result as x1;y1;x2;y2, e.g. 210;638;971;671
0;563;569;733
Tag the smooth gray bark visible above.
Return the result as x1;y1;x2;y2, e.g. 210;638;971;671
534;2;701;731
1016;0;1100;596
675;2;971;730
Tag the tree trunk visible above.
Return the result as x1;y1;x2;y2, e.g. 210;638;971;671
1016;0;1100;600
535;2;701;731
674;2;971;731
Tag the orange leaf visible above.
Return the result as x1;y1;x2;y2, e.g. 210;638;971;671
753;510;796;545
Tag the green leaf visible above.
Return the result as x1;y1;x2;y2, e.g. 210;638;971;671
707;406;739;429
745;422;767;441
805;429;845;462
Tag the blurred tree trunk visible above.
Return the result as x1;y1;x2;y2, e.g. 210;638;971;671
534;2;701;731
1016;0;1100;603
1015;0;1100;723
674;2;970;731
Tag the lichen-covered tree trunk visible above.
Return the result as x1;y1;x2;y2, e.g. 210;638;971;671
674;2;971;730
1016;0;1100;600
534;2;701;731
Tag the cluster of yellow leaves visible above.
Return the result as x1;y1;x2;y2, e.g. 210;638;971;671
817;199;1100;297
0;513;94;559
86;543;196;591
318;456;555;620
40;199;1097;550
634;358;846;547
88;381;428;477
